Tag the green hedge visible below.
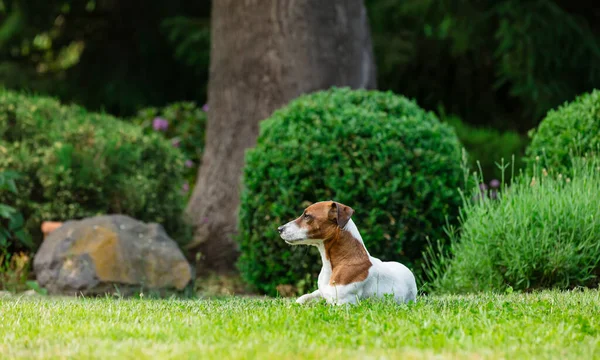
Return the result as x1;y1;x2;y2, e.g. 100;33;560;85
427;158;600;293
0;90;189;248
238;87;464;295
526;90;600;175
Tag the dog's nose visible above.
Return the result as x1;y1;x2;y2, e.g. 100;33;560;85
277;226;284;234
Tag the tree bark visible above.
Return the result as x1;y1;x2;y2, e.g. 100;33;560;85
186;0;377;274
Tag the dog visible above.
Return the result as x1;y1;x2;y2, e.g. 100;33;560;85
278;201;417;305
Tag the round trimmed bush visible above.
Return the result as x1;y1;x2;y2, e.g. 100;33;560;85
238;87;464;295
526;90;600;174
0;90;189;247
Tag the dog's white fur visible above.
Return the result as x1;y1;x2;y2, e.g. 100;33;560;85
280;217;417;305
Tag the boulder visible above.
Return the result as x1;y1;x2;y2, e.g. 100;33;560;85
33;215;192;296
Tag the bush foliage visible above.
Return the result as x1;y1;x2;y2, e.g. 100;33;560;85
238;87;464;295
0;90;189;247
526;90;600;175
427;158;600;293
440;111;527;181
0;171;32;257
131;101;207;194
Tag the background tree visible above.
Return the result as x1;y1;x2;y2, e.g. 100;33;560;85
185;0;377;273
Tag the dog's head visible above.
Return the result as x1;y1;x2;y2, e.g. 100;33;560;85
277;201;354;245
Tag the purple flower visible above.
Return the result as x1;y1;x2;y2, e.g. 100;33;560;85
185;160;194;168
202;104;209;112
182;182;189;193
152;117;169;131
479;183;488;192
171;138;181;148
490;179;500;189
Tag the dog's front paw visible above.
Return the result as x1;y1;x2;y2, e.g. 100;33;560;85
295;294;312;304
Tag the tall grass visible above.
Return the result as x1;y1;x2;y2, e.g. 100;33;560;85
425;157;600;293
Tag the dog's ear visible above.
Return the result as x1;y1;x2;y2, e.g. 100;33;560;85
329;202;354;228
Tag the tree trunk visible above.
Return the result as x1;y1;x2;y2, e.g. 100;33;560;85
186;0;377;274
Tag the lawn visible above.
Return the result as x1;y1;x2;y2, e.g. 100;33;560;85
1;290;599;359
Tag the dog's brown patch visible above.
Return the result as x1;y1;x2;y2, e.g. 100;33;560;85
324;229;372;286
291;201;372;286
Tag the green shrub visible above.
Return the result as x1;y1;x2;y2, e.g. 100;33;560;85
0;89;189;247
427;158;600;293
238;87;464;295
130;102;207;194
440;111;528;181
526;90;600;175
0;169;33;290
0;171;32;257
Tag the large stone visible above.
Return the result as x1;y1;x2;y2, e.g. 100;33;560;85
33;215;192;296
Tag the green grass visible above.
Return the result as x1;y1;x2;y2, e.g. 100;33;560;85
1;290;600;359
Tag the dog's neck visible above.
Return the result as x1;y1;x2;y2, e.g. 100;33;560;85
315;219;372;285
340;219;370;255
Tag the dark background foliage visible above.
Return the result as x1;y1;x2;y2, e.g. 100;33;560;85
0;0;210;115
2;0;600;133
366;0;600;132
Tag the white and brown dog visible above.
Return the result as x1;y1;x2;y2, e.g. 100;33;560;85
278;201;417;305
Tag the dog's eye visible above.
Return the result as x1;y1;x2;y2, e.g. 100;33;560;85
304;213;311;220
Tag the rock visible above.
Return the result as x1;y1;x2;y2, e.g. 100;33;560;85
33;215;192;296
22;289;38;296
0;291;12;298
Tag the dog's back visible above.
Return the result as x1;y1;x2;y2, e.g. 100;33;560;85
364;257;417;303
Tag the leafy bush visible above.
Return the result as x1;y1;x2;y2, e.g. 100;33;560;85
131;101;207;194
427;158;600;293
0;90;189;247
440;111;528;182
0;171;32;257
526;90;600;175
0;251;32;292
238;87;464;295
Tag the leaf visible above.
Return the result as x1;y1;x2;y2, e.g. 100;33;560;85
26;281;48;295
8;212;24;231
0;229;9;247
13;229;33;248
0;170;20;194
6;179;17;194
0;204;16;219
